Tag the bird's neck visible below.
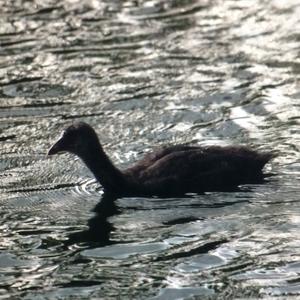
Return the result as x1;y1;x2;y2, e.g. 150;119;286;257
80;143;127;194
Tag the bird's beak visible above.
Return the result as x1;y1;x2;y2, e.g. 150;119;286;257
47;136;66;156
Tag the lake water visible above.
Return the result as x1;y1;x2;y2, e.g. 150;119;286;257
1;0;300;299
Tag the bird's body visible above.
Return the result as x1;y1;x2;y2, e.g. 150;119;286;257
48;122;274;197
123;144;273;196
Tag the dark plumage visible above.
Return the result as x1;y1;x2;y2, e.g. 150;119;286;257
48;122;274;196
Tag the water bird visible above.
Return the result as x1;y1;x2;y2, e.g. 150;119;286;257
48;122;274;196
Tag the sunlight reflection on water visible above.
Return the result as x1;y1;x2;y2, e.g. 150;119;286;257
0;0;300;299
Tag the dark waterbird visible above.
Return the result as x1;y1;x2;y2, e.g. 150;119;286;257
48;122;274;197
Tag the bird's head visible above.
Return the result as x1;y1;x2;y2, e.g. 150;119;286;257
48;122;100;157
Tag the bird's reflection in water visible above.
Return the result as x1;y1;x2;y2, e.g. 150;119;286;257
67;193;120;247
64;185;260;248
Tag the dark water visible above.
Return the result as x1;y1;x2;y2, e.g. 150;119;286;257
1;0;300;299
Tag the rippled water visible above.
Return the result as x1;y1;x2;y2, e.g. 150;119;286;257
1;0;300;299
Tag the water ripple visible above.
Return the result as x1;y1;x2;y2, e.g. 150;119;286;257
1;0;300;299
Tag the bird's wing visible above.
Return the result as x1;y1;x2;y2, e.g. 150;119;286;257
124;145;201;176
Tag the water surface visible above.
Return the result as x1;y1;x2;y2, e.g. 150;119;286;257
1;0;300;299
